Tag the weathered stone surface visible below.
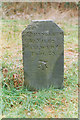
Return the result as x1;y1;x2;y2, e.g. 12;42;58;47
22;20;64;90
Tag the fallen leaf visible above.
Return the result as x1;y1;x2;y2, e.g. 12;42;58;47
3;68;8;73
13;74;18;79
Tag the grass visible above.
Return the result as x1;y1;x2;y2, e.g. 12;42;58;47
1;18;78;118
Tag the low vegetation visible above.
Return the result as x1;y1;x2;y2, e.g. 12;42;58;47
1;8;78;118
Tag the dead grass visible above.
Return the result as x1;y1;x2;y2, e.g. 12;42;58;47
2;4;78;25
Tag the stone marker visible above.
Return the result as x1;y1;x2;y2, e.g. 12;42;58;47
22;20;64;90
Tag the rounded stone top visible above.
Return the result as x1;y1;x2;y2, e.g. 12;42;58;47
32;20;53;22
22;20;64;34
